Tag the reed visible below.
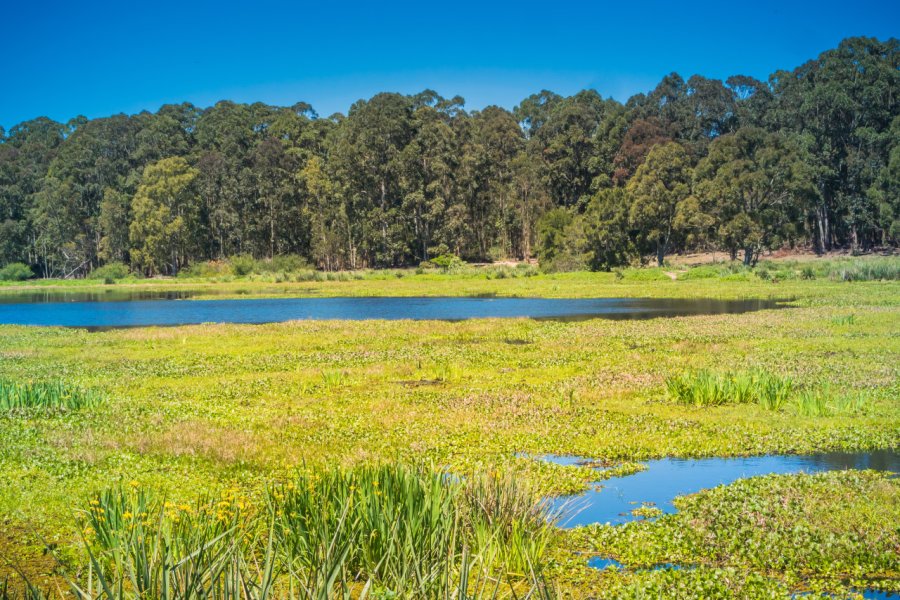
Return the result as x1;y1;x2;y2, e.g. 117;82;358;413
0;380;101;413
665;370;794;410
28;464;560;599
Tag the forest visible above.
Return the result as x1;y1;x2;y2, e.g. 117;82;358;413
0;36;897;278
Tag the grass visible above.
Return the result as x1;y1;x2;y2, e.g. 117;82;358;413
665;370;877;417
665;370;795;410
0;380;101;413
10;464;559;599
0;258;896;597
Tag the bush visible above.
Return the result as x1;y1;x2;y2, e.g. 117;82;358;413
88;262;130;281
229;254;256;276
179;260;232;278
428;253;466;273
0;262;33;281
255;254;310;273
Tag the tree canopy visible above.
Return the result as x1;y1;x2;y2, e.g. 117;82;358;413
1;37;897;276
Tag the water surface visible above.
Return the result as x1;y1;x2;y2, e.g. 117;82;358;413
0;295;784;329
536;450;899;528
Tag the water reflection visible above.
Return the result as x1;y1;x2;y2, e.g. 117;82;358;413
0;295;786;329
536;450;899;528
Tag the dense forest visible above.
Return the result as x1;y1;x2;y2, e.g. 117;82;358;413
1;37;898;277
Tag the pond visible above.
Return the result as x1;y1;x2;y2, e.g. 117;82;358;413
0;294;785;329
533;451;899;598
535;450;899;528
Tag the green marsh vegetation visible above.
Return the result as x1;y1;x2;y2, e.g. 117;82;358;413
0;380;102;413
0;265;897;597
7;465;559;599
572;470;900;597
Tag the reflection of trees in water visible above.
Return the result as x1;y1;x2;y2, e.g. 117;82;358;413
806;451;899;473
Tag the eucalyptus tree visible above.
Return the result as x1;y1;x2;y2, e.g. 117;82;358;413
770;37;900;252
694;127;814;264
399;92;463;262
0;117;67;267
627;142;694;266
330;93;414;266
458;106;524;259
129;157;199;275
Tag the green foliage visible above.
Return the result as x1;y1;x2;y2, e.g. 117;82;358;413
229;254;256;276
2;37;899;277
426;254;465;273
627;142;693;266
829;258;900;281
664;369;875;417
0;262;33;281
86;262;130;281
0;380;101;413
129;157;199;276
576;470;900;596
665;370;794;410
50;464;559;599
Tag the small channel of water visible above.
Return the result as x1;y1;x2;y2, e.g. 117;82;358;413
531;451;899;598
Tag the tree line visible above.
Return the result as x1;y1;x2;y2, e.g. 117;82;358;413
1;37;897;277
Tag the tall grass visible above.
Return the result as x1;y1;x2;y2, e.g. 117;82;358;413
827;257;900;281
665;370;872;416
665;369;794;410
0;380;101;413
23;464;561;599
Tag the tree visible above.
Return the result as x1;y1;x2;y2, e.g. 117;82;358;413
694;128;814;264
581;187;638;270
627;142;694;265
129;157;199;275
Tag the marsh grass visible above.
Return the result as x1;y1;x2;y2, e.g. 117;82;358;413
320;370;345;388
666;370;873;417
0;380;101;413
665;370;794;410
27;464;560;599
792;385;871;417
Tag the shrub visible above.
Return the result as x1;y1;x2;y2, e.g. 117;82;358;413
179;260;232;278
428;253;466;273
88;262;130;281
0;262;33;281
255;254;310;273
229;254;256;276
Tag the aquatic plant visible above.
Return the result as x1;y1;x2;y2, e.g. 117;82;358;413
666;370;801;413
0;380;102;413
35;464;560;599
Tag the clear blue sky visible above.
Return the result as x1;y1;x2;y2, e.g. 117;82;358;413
1;0;897;128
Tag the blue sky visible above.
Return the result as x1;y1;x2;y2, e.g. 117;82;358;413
1;0;897;128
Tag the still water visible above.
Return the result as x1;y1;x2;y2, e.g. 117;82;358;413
0;294;784;328
537;450;899;528
535;451;899;597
